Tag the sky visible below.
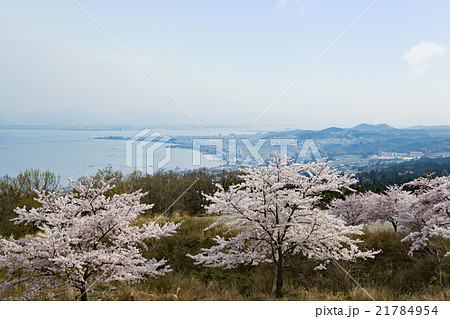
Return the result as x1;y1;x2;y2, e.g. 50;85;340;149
0;0;449;129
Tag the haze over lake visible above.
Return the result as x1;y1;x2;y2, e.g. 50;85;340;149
0;127;265;180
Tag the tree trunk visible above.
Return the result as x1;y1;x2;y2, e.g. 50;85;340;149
79;268;90;301
275;249;283;298
391;221;398;232
79;286;88;301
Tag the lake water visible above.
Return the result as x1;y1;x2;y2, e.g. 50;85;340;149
0;127;271;180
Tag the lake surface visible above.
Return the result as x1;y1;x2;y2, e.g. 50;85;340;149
0;127;271;181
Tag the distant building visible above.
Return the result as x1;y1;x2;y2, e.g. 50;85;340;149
410;151;424;158
374;151;423;161
378;151;408;158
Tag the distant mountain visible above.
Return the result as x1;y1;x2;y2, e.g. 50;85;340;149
321;127;346;133
0;109;203;129
262;123;450;159
351;123;396;132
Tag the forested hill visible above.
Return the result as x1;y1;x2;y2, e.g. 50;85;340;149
356;157;450;191
262;124;450;157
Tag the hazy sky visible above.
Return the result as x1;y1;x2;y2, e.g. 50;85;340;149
1;0;449;129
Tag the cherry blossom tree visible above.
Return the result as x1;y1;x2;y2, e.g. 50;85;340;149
400;176;450;250
399;175;450;297
188;156;379;297
366;185;414;232
0;177;180;300
329;192;371;226
331;186;414;231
